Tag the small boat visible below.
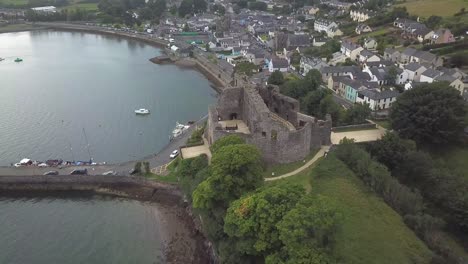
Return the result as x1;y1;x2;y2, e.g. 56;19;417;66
14;58;23;62
171;122;190;138
135;108;150;115
0;58;4;62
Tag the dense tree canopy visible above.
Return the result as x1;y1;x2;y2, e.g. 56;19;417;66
210;134;245;154
178;0;193;17
268;70;285;85
193;0;207;13
269;195;341;264
366;132;416;171
224;184;306;256
390;82;466;145
342;103;371;125
193;144;264;210
234;62;258;77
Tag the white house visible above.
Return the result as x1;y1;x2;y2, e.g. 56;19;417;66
350;10;374;22
341;40;363;61
356;89;399;111
420;68;443;83
31;6;56;13
435;74;465;95
269;58;289;72
355;24;372;34
403;63;427;82
363;38;378;50
314;19;343;38
358;49;380;63
300;56;328;76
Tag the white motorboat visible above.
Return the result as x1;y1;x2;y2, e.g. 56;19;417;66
135;108;150;115
171;122;190;138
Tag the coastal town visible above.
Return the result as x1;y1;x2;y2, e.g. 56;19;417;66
0;0;467;263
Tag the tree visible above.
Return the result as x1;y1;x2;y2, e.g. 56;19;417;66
248;1;267;10
366;132;416;171
384;66;398;85
425;15;442;29
300;89;329;116
178;0;193;17
193;144;264;210
224;184;306;256
234;62;257;76
269;195;341;264
211;3;225;14
268;70;285;85
193;0;207;13
210;134;245;154
342;103;371;125
183;22;190;32
390;82;467;145
319;94;343;124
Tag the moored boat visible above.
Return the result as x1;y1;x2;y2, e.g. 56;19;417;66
14;58;23;62
135;108;150;115
171;122;190;139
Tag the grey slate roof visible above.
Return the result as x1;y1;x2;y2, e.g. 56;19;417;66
435;74;457;83
321;66;360;74
360;49;375;57
404;62;425;72
288;34;310;47
422;68;442;78
342;40;361;51
271;58;289;68
366;60;393;68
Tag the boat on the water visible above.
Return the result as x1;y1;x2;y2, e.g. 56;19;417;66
135;108;150;115
14;58;23;62
171;122;190;139
0;58;4;62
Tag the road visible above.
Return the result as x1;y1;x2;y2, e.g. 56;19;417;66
0;117;206;176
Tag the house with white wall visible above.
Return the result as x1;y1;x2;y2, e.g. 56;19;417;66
356;89;399;111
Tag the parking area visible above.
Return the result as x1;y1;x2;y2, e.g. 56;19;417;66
331;128;386;144
180;139;212;161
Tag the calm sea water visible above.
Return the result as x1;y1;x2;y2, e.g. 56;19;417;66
0;195;165;264
0;30;216;165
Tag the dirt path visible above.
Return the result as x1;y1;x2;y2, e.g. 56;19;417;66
264;146;330;181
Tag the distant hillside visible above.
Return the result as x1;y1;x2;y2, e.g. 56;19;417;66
396;0;468;17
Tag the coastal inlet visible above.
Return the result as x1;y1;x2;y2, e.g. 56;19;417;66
0;30;216;165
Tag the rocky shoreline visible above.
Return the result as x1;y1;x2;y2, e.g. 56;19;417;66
0;175;215;263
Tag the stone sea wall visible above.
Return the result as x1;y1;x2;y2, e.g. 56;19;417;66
0;175;180;202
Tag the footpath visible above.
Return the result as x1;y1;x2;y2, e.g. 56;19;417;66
264;145;330;182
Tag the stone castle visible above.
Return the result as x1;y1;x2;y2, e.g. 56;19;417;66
206;83;332;164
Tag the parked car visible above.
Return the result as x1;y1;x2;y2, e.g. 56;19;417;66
70;168;88;175
43;170;59;175
102;170;116;176
169;150;179;159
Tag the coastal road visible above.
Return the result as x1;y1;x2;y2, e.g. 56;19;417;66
0;117;207;176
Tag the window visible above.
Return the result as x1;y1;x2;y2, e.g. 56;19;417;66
271;130;278;140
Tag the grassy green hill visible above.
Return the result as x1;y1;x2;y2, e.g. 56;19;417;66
268;156;433;264
396;0;467;17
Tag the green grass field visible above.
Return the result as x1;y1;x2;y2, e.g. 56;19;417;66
61;2;98;11
0;0;98;10
373;119;391;129
263;148;319;178
0;0;28;6
396;0;467;17
269;156;433;264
